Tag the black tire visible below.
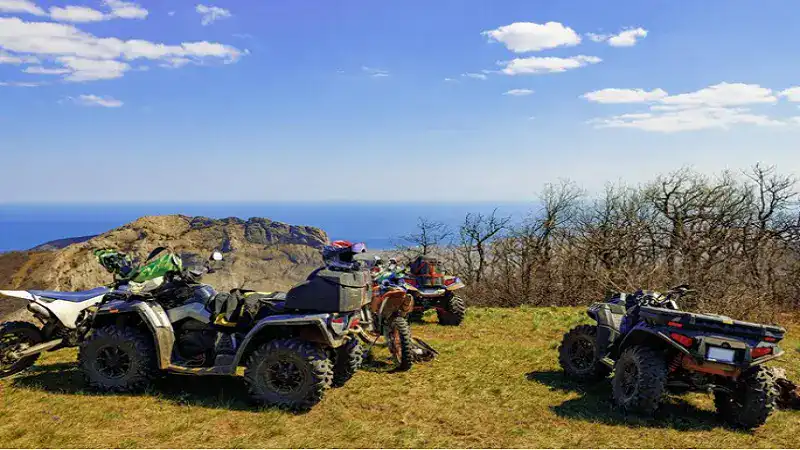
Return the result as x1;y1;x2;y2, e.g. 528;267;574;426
407;310;425;323
714;366;779;429
244;338;333;411
436;295;466;326
385;316;413;371
0;321;43;378
78;326;158;393
558;325;611;381
332;337;363;387
611;346;668;415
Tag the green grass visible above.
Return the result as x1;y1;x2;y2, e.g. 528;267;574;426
1;307;798;448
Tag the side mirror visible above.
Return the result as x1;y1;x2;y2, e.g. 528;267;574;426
211;251;223;262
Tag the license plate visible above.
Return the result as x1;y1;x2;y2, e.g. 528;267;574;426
706;346;736;363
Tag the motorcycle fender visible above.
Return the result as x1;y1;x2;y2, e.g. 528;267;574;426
95;301;175;370
232;314;340;367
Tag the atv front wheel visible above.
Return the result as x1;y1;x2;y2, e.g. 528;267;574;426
332;337;363;387
244;338;333;411
715;366;779;429
0;321;43;378
79;326;158;392
611;346;667;414
558;325;611;381
436;295;466;326
385;316;413;371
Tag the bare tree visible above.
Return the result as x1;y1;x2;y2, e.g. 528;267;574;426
399;217;451;256
458;209;511;284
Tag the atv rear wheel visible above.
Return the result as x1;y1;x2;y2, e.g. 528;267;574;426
385;316;413;371
79;326;158;392
715;366;779;429
558;325;611;381
332;337;363;387
611;346;667;414
0;321;43;378
436;295;466;326
244;338;333;411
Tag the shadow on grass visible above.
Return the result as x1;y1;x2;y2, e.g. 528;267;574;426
11;362;303;414
527;370;729;432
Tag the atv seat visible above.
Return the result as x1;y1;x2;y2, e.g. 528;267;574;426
29;287;110;302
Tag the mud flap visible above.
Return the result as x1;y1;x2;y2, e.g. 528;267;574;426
773;367;800;410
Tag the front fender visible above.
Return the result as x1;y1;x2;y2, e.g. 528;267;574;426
95;300;174;369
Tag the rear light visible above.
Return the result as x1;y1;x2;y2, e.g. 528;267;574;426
331;317;345;324
667;321;683;328
764;336;777;342
349;318;360;329
670;333;694;348
444;278;455;286
751;347;773;359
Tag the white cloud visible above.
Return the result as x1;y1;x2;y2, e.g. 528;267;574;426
0;80;42;87
483;21;581;53
462;72;487;80
196;4;231;26
779;87;800;102
69;94;123;108
443;77;457;82
104;0;147;20
661;82;777;108
0;49;38;64
0;17;244;83
49;6;106;23
0;0;45;16
585;83;788;132
588;28;648;47
500;55;601;75
23;65;69;74
362;66;389;77
49;0;147;22
609;28;648;47
591;107;784;133
167;11;175;16
582;88;668;103
503;88;534;96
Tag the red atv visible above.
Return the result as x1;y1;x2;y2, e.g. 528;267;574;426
401;256;467;326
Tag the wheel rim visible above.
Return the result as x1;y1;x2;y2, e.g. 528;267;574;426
568;337;595;372
265;358;307;394
0;332;33;371
95;345;132;379
620;361;639;399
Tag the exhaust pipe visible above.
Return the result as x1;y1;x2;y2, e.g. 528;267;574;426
10;338;63;359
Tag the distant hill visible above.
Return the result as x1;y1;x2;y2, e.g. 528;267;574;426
30;235;98;251
0;215;329;319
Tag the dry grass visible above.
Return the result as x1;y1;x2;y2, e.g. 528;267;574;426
0;307;798;448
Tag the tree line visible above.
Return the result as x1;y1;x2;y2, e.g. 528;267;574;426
397;165;800;322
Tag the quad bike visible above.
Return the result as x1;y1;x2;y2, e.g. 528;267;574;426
359;269;437;371
78;242;370;411
381;256;466;326
559;285;787;429
0;247;175;378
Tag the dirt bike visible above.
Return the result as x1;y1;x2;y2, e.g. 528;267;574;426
0;247;175;378
359;268;436;371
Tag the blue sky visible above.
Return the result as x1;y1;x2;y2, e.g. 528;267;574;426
1;0;799;202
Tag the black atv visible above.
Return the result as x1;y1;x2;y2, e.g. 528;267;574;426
559;285;786;429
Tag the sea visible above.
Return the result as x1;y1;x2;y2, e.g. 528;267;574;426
0;202;535;253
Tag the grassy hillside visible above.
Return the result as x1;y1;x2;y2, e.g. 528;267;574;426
0;307;798;448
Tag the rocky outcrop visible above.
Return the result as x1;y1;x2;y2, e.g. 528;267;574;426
31;235;97;251
0;215;330;319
